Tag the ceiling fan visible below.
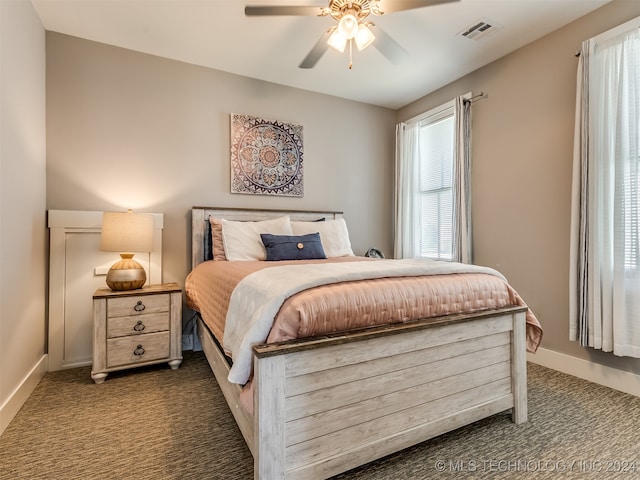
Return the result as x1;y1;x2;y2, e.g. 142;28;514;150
245;0;460;70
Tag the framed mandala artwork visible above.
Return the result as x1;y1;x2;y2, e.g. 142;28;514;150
230;113;304;197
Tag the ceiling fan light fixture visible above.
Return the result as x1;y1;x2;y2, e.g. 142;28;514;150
247;0;460;70
327;29;348;52
355;23;375;50
337;13;359;39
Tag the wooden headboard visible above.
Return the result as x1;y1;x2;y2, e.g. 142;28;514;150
191;206;344;269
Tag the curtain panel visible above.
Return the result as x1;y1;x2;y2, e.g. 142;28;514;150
569;40;590;347
570;19;640;356
394;122;420;259
453;97;472;264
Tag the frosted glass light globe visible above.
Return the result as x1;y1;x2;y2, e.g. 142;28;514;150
338;14;358;39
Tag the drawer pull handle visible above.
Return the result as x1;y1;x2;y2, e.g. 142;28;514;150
134;301;146;312
133;345;145;356
133;320;145;332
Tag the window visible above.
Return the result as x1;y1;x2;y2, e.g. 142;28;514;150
418;106;455;260
395;96;471;263
623;153;640;271
588;21;640;274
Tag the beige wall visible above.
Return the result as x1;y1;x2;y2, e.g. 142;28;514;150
398;0;640;374
0;0;47;434
45;33;396;311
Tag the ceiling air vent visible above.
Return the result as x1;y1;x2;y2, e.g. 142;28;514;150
459;18;501;41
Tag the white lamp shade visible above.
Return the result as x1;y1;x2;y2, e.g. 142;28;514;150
327;29;348;52
337;13;358;39
355;24;375;51
100;210;154;253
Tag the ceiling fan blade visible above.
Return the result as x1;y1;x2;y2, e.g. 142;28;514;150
376;0;459;14
245;5;325;16
299;30;332;69
372;25;408;65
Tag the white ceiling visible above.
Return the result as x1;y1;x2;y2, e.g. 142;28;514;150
32;0;611;109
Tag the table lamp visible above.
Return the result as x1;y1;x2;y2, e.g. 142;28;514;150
100;209;154;290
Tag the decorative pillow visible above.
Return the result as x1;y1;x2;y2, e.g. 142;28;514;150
209;217;227;261
260;233;326;261
222;216;293;261
291;218;354;257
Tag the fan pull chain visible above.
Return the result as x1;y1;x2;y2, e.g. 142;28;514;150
349;39;353;70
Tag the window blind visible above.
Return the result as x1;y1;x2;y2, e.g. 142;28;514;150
418;109;455;260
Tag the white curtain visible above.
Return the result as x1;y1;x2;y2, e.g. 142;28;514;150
453;96;472;264
394;95;472;262
570;22;640;356
394;121;419;258
570;40;590;346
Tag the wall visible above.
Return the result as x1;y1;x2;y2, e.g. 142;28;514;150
397;0;640;379
0;0;47;435
45;33;396;320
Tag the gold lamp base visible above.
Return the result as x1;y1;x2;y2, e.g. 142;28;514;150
106;253;147;291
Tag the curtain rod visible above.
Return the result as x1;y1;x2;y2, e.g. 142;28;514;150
466;92;487;103
404;92;487;124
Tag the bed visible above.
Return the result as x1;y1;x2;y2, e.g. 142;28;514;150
186;206;542;479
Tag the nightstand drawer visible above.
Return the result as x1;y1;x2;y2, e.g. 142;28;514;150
106;331;170;367
107;294;170;318
107;313;170;338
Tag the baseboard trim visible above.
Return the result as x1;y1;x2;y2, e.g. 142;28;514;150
0;354;48;436
527;347;640;397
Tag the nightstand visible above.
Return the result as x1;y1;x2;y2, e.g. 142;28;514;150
91;283;182;384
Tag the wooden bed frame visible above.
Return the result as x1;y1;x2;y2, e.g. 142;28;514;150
190;206;528;480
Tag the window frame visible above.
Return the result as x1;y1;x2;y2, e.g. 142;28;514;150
407;99;457;261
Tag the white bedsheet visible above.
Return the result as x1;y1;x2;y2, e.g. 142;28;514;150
223;258;506;385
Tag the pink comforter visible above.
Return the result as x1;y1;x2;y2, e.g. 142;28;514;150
186;257;542;354
186;257;542;414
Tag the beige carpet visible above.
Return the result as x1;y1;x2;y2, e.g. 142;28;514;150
1;351;639;479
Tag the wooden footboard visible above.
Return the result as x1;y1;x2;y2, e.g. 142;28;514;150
199;306;527;480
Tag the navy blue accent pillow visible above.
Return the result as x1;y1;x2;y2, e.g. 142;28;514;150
260;233;327;261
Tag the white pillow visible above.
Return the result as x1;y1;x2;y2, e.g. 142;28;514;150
291;218;354;257
222;216;293;261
